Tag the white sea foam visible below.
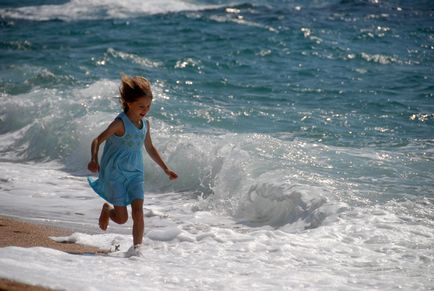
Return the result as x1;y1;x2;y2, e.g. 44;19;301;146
0;197;433;290
106;48;163;68
359;52;416;65
0;0;216;21
208;14;277;32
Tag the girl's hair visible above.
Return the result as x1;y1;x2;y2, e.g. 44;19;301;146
119;75;153;113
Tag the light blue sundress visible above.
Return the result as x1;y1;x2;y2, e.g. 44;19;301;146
88;112;147;206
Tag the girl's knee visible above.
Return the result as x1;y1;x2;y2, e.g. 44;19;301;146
113;206;128;224
117;214;128;224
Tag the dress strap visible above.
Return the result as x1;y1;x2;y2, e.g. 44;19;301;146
116;112;131;132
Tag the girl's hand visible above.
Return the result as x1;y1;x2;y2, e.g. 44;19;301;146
165;168;178;180
88;161;100;173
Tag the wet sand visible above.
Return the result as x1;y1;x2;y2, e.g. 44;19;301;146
0;216;104;291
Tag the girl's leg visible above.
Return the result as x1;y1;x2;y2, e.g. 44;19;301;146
131;199;144;245
99;203;128;230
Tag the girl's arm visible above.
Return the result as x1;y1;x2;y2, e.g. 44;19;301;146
88;119;124;173
144;120;178;180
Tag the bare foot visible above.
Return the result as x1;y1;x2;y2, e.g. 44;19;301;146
99;203;112;231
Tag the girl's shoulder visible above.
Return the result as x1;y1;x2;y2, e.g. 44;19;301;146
108;113;126;137
114;112;130;129
115;111;127;121
144;119;151;133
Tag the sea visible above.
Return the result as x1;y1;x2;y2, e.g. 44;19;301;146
0;0;433;290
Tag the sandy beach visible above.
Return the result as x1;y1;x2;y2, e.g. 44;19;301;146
0;216;104;291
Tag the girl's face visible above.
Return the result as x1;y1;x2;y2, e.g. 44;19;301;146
127;97;152;120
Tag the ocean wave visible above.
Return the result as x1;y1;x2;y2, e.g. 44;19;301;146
0;0;217;21
234;181;347;230
128;130;350;229
208;13;277;33
0;79;119;161
103;48;162;68
360;52;402;65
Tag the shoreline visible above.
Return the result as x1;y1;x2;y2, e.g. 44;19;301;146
0;215;104;291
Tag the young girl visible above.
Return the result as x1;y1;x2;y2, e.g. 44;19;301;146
87;75;177;248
